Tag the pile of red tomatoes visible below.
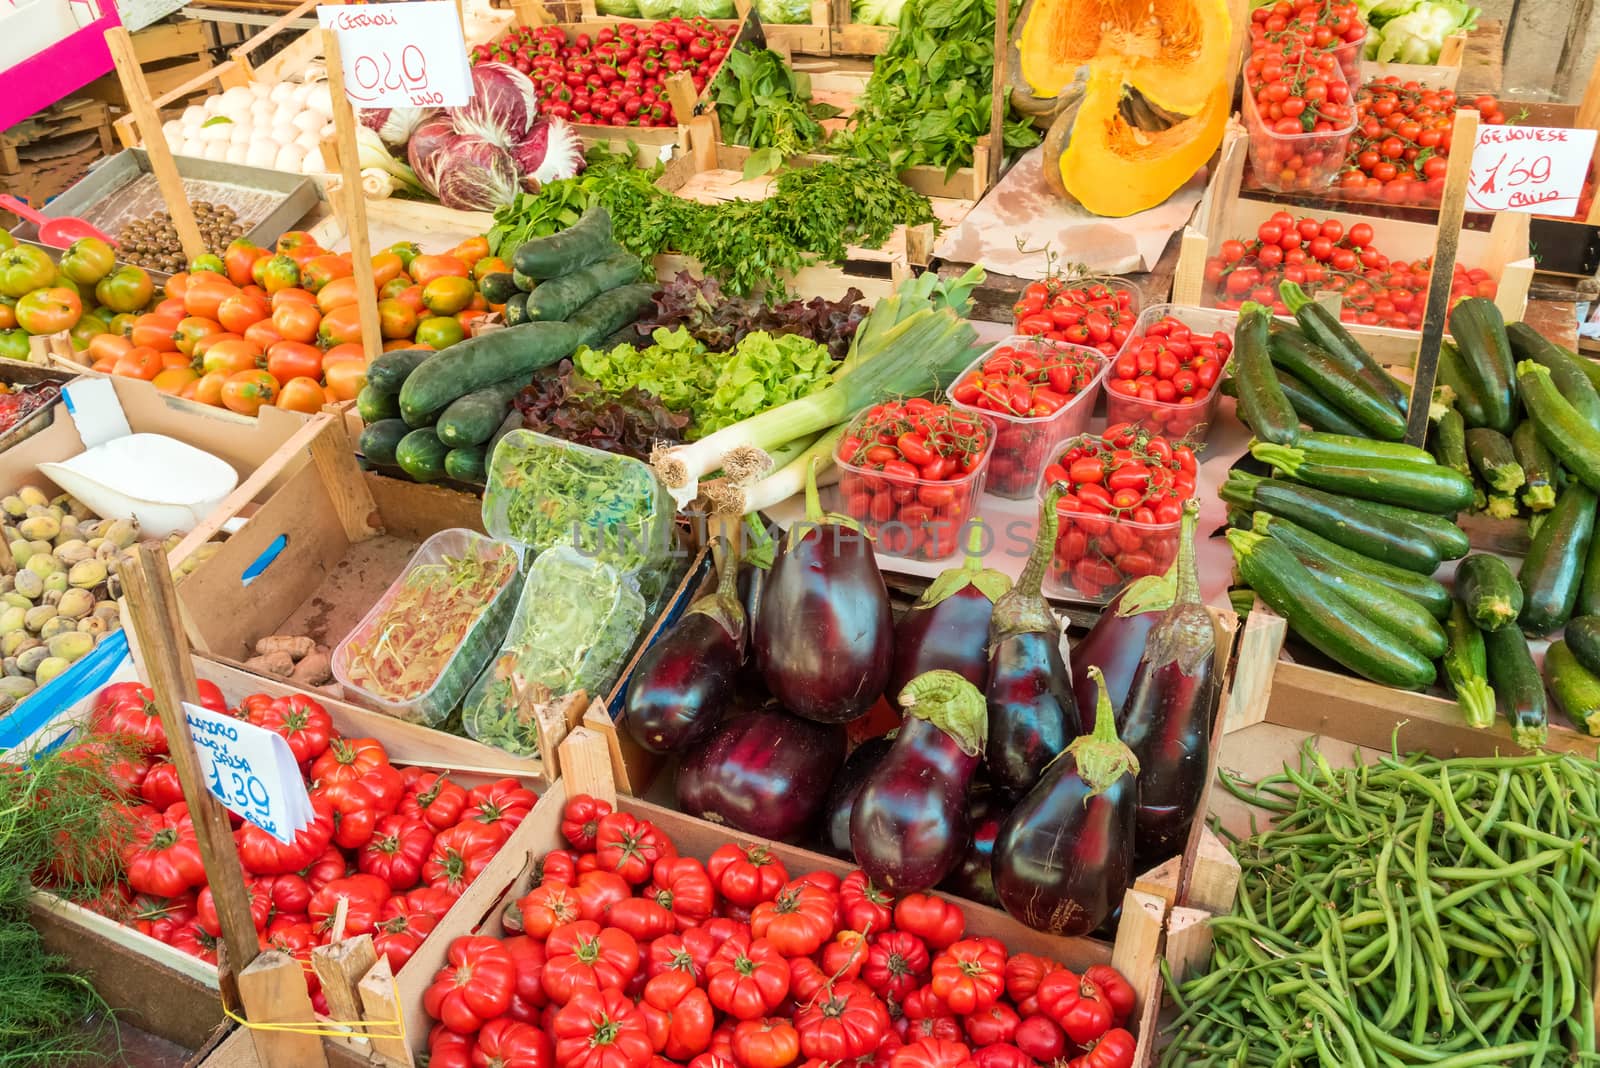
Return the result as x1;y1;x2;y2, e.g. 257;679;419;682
1009;279;1138;357
1332;80;1511;204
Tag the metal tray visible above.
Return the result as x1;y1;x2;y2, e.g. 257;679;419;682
0;362;72;457
10;150;318;258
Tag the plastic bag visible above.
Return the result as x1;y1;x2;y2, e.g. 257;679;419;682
755;0;812;23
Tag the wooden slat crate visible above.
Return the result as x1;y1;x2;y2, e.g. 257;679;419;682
84;20;216;112
0;97;115;177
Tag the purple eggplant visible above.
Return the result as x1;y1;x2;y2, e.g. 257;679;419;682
984;484;1081;799
624;542;745;754
817;736;893;858
755;462;893;723
991;666;1140;936
937;782;1005;908
888;522;1011;696
676;704;846;841
1119;502;1217;866
1070;528;1188;716
850;671;987;892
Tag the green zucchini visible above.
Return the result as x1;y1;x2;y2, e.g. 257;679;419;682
395;427;449;483
1510;421;1558;512
1249;511;1452;619
1274;370;1367;436
357;418;410;467
569;283;657;350
512;208;616;280
1507;320;1600;425
436;378;528;448
1234;303;1298;445
1297;554;1447;658
1355;496;1471;559
1437;340;1492;429
1220;471;1445;574
1454;553;1522;631
525;253;642;322
1564;616;1600;676
1579;508;1600;619
366;347;433;394
1266;326;1406;441
399;321;584;426
478;271;520;306
1228;529;1435;689
1519;360;1600;496
445;446;487;485
1248;441;1473;514
1448;297;1516;433
1279;281;1410;414
1465;427;1524;494
1483;623;1547;748
504;291;530;326
356;384;400;424
1430;405;1472;483
1545;640;1600;737
1443;601;1495;729
1296;432;1436;466
1518;481;1596;635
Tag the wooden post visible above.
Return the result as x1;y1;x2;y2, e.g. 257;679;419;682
237;950;331;1068
320;31;385;365
357;957;414;1067
104;27;208;264
311;934;379;1029
986;0;1008;188
1404;107;1478;447
119;543;261;973
558;725;618;805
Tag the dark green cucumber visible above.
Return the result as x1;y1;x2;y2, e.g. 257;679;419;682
1297;554;1447;658
1279;281;1410;414
1465;427;1524;494
399;321;584;426
444;446;487;484
1483;623;1547;748
1520;359;1600;496
357;418;410;467
356;384;400;423
1454;553;1522;631
1296;432;1436;466
1220;471;1444;574
367;348;433;394
1437;340;1492;429
1235;303;1298;445
512;208;616;280
1249;511;1452;619
436;378;527;448
1511;421;1558;512
479;271;520;306
1443;601;1495;729
512;268;537;293
504;291;530;326
395;427;449;483
1229;529;1435;689
1545;640;1600;737
1248;441;1472;514
525;253;642;322
1448;298;1516;433
1507;320;1600;425
1518;481;1596;635
568;283;657;349
1565;616;1600;676
1430;406;1472;483
1266;327;1406;441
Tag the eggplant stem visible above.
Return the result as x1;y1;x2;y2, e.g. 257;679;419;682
1171;500;1202;607
962;517;986;571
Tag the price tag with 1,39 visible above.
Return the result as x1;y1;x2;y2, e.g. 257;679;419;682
185;701;313;845
1466;124;1598;216
317;1;473;109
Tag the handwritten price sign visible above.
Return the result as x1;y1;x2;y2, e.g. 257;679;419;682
1466;124;1597;215
186;701;313;845
317;2;473;109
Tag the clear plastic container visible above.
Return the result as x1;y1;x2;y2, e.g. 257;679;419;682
948;336;1108;499
1242;78;1355;194
1332;31;1366;84
332;529;522;725
462;545;648;758
835;408;994;562
1105;304;1236;443
1009;275;1143;343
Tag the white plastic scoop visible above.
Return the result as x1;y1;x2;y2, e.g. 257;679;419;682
38;433;239;539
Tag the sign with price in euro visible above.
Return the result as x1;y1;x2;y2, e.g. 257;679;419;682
1466;124;1599;215
316;1;473;109
185;701;313;845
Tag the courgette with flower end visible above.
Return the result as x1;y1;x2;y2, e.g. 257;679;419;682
1465;427;1524;495
1507;320;1600;425
1454;553;1522;632
1518;481;1596;636
1228;529;1436;690
1443;601;1494;729
1520;360;1600;496
1544;640;1600;737
1248;442;1473;514
1220;471;1445;575
1249;511;1451;619
1511;421;1558;512
1234;303;1298;445
1483;622;1547;748
1279;281;1409;414
1266;327;1406;441
1449;297;1516;433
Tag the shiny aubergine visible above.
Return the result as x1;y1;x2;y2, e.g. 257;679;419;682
624;541;745;754
676;704;846;841
754;463;893;723
817;736;893;858
937;782;1005;908
1119;502;1218;866
1070;541;1186;716
850;671;987;893
888;521;1011;696
992;666;1140;936
985;484;1081;799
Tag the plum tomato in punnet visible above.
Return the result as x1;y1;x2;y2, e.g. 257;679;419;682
1010;277;1137;354
1104;315;1231;439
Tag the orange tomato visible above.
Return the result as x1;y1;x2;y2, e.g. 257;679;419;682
243;320;284;350
376;298;417;340
276;231;316;255
317;304;364;347
394;284;425;316
265;341;324;385
276;376;327;414
192;331;244;358
240;283;268;302
179;381;200;401
271;287;317;311
183;273;239;321
194;371;228;406
14;287;82;334
224;239;266;287
86;333;132;365
165;271;188;302
217;292;269;335
421;276;476;316
383;338;430;352
322;358;366;401
174;316;224;357
112;346;163;381
321;343;366;368
316;276;361;314
221;369;279;415
409;254;471;286
371;252;405;288
272;301;322;344
378;276;413;301
301;254;353;294
472;256;511;281
448;236;490;265
130;315;180;352
456;309;489;333
201;338;263;376
0;302;15;330
255;254;301;294
160;351;192;370
92;356;117;374
152;298;187;321
152;366;198;395
286;245;325;270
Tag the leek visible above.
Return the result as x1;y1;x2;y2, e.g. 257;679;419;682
704;425;846;517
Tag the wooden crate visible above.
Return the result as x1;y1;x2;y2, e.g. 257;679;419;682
566;0;831;55
1175;122;1535;332
0;96;115;177
1355;30;1466;90
84;20;215;112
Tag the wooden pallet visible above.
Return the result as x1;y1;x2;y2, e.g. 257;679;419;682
0;97;115;176
85;19;216;111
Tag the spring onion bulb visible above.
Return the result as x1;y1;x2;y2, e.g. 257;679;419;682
703;427;844;518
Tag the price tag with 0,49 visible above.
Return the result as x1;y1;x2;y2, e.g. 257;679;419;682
1466;124;1599;215
317;1;474;109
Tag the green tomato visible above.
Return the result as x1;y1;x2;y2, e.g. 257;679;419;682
93;266;154;314
0;246;57;299
188;254;226;275
0;328;31;363
58;237;115;286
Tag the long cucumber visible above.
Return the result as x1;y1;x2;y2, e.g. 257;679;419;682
1296;555;1447;658
1465;427;1524;495
1511;421;1558;512
1279;281;1410;414
1507;320;1600;425
1430;406;1472;483
1545;640;1600;738
1266;327;1406;441
1483;623;1547;748
1448;297;1516;433
1437;340;1492;429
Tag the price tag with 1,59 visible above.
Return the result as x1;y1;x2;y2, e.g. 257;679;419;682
185;701;313;845
317;1;473;109
1466;124;1598;216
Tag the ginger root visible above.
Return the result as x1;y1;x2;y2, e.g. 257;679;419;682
290;651;332;687
254;635;315;660
244;651;295;677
